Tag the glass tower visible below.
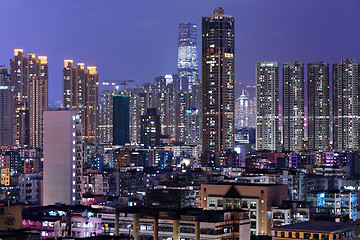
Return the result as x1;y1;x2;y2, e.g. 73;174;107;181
113;95;130;145
177;23;198;93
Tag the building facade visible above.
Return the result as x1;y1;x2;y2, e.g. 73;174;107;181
0;66;14;146
43;110;83;205
333;59;359;151
178;22;199;93
113;95;130;145
256;62;280;151
184;108;201;146
283;62;305;152
238;90;249;128
62;60;98;143
140;108;161;149
201;183;288;236
202;8;235;152
98;90;114;144
10;49;48;148
308;62;330;152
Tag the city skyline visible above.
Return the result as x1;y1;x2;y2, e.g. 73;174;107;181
1;0;359;107
1;3;360;238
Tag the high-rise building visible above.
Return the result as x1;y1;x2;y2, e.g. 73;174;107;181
283;62;305;152
10;49;48;148
184;108;200;145
176;92;192;143
256;62;280;151
62;61;98;143
202;8;235;152
43;110;83;205
308;62;330;151
128;91;141;144
29;56;48;149
154;75;176;138
113;95;130;145
140;108;161;148
333;59;359;151
98;90;114;144
178;23;199;93
0;66;14;146
238;90;249;128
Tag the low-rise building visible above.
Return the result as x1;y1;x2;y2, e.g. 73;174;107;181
306;190;357;220
19;173;42;204
201;183;288;236
272;221;354;240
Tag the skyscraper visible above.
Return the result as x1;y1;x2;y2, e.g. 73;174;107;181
256;62;280;151
140;108;161;148
238;90;249;128
333;59;359;151
10;49;48;148
43;110;83;205
154;75;176;138
283;62;305;152
29;56;48;149
184;108;200;145
202;8;235;152
308;62;330;151
62;60;98;143
176;92;192;143
178;23;198;93
85;67;99;143
0;66;14;146
98;90;114;144
113;95;130;145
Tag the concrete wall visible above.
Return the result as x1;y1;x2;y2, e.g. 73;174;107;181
43;110;74;206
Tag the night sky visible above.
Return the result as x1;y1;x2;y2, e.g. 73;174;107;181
1;0;360;107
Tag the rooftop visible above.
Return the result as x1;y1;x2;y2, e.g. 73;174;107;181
272;221;353;233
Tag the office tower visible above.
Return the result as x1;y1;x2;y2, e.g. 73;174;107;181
202;8;235;152
184;108;200;145
113;95;130;145
43;110;83;205
308;62;330;151
256;62;280;151
0;66;14;146
98;90;114;144
283;62;305;152
140;108;161;148
238;90;249;128
62;61;98;143
10;50;48;148
178;23;199;92
333;59;359;151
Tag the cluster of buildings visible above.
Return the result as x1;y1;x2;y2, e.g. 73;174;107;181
256;60;360;153
0;7;359;240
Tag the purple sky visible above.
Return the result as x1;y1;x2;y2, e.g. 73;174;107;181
1;0;360;107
